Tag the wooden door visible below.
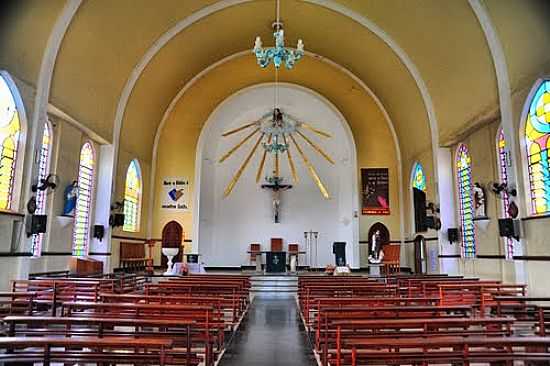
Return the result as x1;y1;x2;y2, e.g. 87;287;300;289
161;221;183;268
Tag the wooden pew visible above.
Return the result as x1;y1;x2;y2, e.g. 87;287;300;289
0;336;173;366
339;336;550;366
4;316;203;365
319;317;515;366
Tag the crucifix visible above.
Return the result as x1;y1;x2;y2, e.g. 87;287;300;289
261;175;292;223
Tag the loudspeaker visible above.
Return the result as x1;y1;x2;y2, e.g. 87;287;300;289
498;218;520;240
110;213;125;227
447;228;459;243
93;225;105;241
413;188;427;232
332;242;347;266
25;215;47;237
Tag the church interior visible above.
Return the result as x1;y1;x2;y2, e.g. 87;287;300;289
1;0;550;364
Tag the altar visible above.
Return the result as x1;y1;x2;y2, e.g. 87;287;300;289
266;251;286;273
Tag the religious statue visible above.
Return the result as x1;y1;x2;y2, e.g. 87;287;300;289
368;229;385;264
261;174;292;223
473;182;487;218
63;180;78;216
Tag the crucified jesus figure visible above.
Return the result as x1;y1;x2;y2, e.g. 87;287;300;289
261;176;292;223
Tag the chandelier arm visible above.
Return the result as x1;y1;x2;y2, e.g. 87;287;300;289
221;121;261;137
256;134;272;183
299;122;332;138
224;133;265;197
283;134;299;183
296;130;335;165
218;128;260;163
289;134;330;199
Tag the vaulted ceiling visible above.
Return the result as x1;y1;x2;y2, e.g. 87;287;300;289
1;0;550;164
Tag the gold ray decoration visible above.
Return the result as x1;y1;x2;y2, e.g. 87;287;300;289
221;120;261;137
224;133;265;197
283;134;298;183
218;128;260;163
300;122;332;138
289;134;330;199
296;130;335;164
256;134;272;183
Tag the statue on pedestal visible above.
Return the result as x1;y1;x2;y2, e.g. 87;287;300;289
63;180;78;216
368;229;385;264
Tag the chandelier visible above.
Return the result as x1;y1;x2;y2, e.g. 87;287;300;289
253;0;304;69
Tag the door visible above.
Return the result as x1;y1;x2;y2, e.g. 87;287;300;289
161;221;183;268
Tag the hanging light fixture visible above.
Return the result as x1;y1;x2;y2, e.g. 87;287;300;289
253;0;304;69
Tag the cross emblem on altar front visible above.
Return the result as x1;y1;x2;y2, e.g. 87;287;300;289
272;256;279;265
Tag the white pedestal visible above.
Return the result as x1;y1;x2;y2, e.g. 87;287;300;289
162;248;179;275
255;253;262;273
289;254;297;273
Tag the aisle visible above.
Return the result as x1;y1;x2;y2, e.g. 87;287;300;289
220;295;315;366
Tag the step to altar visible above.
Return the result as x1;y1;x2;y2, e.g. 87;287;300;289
250;275;298;294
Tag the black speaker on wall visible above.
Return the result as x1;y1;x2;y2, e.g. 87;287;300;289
25;214;47;237
413;187;428;232
498;218;520;240
93;225;105;241
447;228;459;243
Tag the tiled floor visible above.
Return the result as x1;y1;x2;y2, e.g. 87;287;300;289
220;295;316;366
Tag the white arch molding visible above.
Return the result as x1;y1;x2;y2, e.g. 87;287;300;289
193;82;360;267
148;51;405;245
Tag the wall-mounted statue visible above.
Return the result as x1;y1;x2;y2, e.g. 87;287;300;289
63;180;78;216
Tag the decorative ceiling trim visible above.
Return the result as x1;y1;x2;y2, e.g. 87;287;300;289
147;50;405;244
110;0;438;200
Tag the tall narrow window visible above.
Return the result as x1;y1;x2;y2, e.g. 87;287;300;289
525;80;550;215
31;124;52;257
497;128;513;259
123;159;142;232
72;142;95;256
412;162;427;192
456;144;476;258
0;73;22;211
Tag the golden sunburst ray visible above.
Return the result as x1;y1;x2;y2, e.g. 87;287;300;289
296;130;335;164
289;134;330;199
256;134;272;183
221;120;261;137
224;133;265;197
218;128;260;163
300;122;332;138
283;134;298;183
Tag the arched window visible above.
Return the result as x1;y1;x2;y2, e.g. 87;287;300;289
31;123;52;257
0;73;22;211
123;159;142;232
412;162;426;192
524;80;550;215
496;128;513;259
456;144;476;258
72;142;95;256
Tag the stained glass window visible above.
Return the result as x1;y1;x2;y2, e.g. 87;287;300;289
525;80;550;215
497;128;513;259
412;162;427;192
0;74;22;211
31;124;52;257
123;159;142;232
456;144;476;258
72;142;95;256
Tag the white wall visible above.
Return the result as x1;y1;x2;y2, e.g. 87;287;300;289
195;84;359;268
